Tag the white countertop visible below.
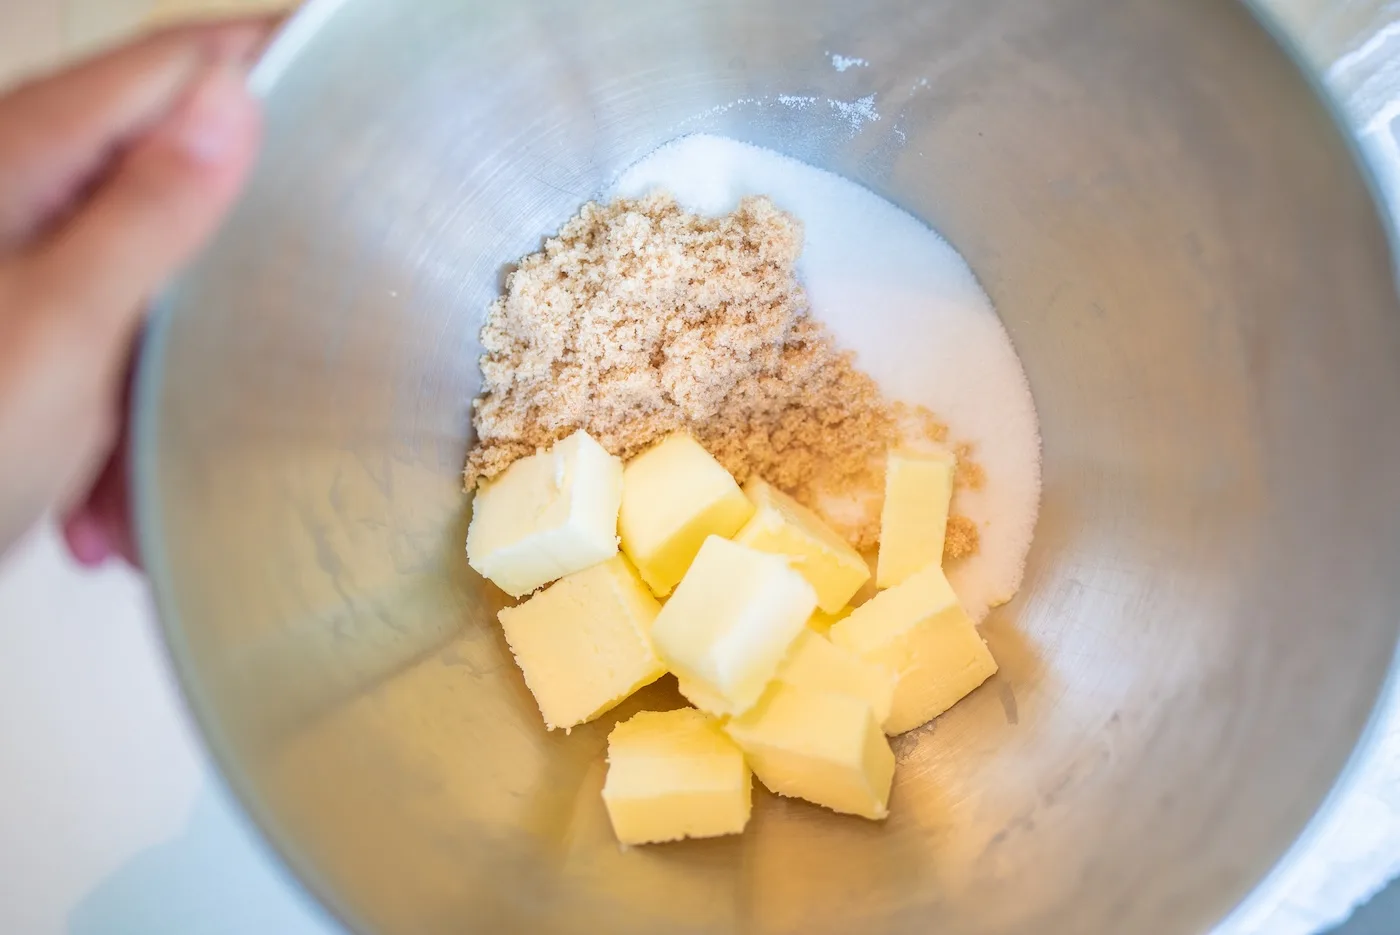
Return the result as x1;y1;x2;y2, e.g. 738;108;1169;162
2;2;1400;934
0;524;340;935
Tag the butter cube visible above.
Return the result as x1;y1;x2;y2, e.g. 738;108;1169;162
779;629;896;730
603;708;751;844
652;536;816;716
467;430;623;598
830;563;997;734
807;606;852;636
876;448;956;589
734;479;870;613
725;682;895;820
497;556;665;731
619;434;755;596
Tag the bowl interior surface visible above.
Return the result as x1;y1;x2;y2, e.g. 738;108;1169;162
136;0;1400;933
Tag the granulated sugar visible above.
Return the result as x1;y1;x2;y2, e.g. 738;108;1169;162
614;135;1042;620
829;53;869;72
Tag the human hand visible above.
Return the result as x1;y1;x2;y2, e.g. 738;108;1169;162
0;20;272;566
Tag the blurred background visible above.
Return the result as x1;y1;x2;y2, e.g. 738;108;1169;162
3;0;1400;934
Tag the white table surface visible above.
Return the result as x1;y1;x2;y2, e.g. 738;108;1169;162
2;2;1400;934
0;525;339;935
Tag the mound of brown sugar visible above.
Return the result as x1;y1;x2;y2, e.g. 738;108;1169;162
465;192;980;556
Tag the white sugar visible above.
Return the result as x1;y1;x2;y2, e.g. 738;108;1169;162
613;135;1042;621
829;53;869;72
827;95;880;131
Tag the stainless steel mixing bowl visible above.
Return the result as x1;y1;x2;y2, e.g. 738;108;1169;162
133;0;1400;932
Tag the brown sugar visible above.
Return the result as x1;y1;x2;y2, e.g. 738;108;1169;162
465;192;980;556
944;515;980;562
892;402;949;446
952;442;987;492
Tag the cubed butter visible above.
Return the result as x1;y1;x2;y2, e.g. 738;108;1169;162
467;430;623;598
619;434;755;596
734;478;870;613
652;536;817;716
807;606;852;636
725;682;895;820
876;448;956;589
497;556;666;731
779;629;896;730
830;563;997;734
603;708;751;844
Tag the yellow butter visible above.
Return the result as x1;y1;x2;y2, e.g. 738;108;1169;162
603;708;752;845
876;448;956;589
497;556;665;731
725;682;895;820
830;563;997;734
734;478;870;613
619;434;755;596
778;629;896;730
807;606;852;636
652;536;816;716
467;430;623;598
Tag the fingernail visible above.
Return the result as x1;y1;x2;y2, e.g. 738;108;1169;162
63;514;112;568
165;64;253;164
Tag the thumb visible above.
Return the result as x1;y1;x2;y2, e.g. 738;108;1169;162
25;62;261;340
